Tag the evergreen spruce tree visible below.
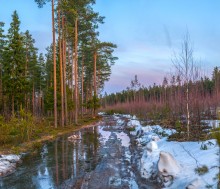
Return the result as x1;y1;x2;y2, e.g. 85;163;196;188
3;11;27;116
0;22;5;113
23;30;39;113
0;22;5;59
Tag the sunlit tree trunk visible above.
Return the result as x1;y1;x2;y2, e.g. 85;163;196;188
58;8;64;127
62;17;68;125
74;18;78;124
93;51;97;116
52;0;57;128
32;83;35;116
25;46;28;112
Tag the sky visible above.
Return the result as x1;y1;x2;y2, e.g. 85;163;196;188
0;0;220;94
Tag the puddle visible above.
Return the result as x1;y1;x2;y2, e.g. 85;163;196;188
0;127;101;189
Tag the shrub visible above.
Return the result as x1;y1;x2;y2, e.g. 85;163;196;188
0;109;37;145
127;127;135;132
195;165;209;175
175;120;182;134
105;109;115;115
200;143;208;150
212;127;220;146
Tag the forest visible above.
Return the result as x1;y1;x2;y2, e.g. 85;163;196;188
0;0;117;145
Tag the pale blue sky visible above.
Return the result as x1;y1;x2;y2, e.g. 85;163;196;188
1;0;220;93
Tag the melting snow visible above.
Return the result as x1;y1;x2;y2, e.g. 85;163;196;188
98;126;111;144
135;123;219;189
116;132;130;147
0;155;21;176
202;120;220;128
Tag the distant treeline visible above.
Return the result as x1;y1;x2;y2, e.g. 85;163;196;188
101;66;220;139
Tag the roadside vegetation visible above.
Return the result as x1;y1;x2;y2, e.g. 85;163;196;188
0;109;100;154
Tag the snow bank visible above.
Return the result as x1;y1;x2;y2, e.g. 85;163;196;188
158;151;180;177
120;114;132;119
98;112;106;115
202;120;220;128
127;118;141;128
98;113;219;188
140;149;159;179
158;139;219;188
0;155;21;176
126;118;219;189
146;141;158;152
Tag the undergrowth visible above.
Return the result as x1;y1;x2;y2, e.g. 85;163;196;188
0;109;38;145
195;165;209;175
0;110;100;152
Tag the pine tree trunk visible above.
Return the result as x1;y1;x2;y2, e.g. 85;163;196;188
71;46;74;101
32;83;35;116
93;51;97;117
25;50;28;113
12;94;14;117
94;52;97;96
58;9;64;127
39;86;42;117
41;91;44;116
67;45;72;123
67;45;71;88
85;88;89;114
52;0;57;128
81;55;84;118
0;66;2;114
74;18;78;124
62;17;68;125
71;39;74;123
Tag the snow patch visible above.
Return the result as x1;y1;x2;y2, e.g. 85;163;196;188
116;132;130;147
98;126;111;144
0;155;21;176
146;141;158;152
126;116;219;188
202;120;220;128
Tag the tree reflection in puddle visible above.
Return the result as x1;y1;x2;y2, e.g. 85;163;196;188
0;126;101;189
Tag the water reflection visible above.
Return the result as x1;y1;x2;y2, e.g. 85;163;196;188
0;127;100;189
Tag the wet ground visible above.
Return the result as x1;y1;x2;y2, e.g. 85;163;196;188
0;115;159;189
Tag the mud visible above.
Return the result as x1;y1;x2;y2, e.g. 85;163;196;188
78;115;159;189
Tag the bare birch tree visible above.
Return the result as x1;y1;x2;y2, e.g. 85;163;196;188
173;32;198;139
